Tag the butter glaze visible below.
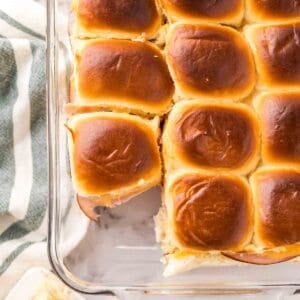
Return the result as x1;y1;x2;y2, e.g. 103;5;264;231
248;0;300;19
167;24;255;98
72;117;160;194
174;107;256;168
78;40;174;104
254;169;300;247
171;174;252;250
259;93;300;164
254;23;300;85
162;0;242;18
77;0;160;33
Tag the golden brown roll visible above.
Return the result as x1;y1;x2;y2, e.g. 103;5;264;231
246;0;300;23
67;112;161;207
251;167;300;248
245;22;300;91
72;39;174;116
163;101;260;175
165;170;253;251
161;0;244;25
254;92;300;166
71;0;162;39
166;23;256;101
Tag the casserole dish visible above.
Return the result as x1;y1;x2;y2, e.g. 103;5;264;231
47;0;300;297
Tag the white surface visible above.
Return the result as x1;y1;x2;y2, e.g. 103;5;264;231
6;267;84;300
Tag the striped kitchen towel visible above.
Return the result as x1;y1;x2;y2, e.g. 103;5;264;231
0;1;48;297
0;1;89;298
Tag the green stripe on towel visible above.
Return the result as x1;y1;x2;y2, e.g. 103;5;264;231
28;39;47;228
0;237;46;276
0;241;35;276
0;38;18;214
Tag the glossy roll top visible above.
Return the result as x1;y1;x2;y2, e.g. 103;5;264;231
245;22;300;90
252;168;300;248
67;112;161;205
163;101;260;175
254;92;300;166
166;171;253;251
246;0;300;22
72;0;162;39
74;39;174;115
161;0;244;25
166;23;256;101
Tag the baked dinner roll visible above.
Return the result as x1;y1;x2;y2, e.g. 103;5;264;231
163;101;260;175
72;39;174;116
245;22;300;91
166;23;256;101
67;112;161;207
246;0;300;23
161;0;244;26
71;0;162;39
165;170;253;251
251;167;300;248
254;92;300;166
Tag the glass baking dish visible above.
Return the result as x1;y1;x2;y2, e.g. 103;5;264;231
47;0;300;298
